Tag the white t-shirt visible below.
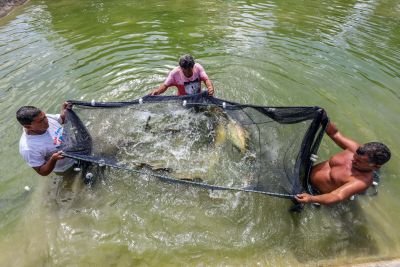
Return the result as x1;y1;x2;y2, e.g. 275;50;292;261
19;114;75;173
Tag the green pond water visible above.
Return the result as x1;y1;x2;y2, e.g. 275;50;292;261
1;0;399;266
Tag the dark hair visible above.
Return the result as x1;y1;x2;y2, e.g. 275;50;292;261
179;54;195;69
356;142;391;165
16;106;42;125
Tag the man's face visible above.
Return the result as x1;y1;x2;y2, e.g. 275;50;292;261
181;67;193;78
26;112;49;134
352;150;378;171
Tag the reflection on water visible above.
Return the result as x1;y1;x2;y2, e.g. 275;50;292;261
0;0;400;266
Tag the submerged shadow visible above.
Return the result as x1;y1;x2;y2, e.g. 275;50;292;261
289;200;379;264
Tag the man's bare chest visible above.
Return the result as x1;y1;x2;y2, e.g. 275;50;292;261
328;152;353;184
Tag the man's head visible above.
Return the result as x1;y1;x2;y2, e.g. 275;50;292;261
179;54;195;78
16;106;49;134
353;142;391;171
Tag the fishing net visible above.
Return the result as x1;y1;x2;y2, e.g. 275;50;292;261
61;92;328;200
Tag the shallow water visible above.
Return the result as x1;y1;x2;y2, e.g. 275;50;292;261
0;0;399;266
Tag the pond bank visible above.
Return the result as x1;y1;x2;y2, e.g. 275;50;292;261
0;0;28;18
344;258;400;267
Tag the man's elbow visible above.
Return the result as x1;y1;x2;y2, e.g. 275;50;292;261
33;167;51;176
36;171;51;176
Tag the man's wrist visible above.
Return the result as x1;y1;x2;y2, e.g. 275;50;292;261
50;153;60;162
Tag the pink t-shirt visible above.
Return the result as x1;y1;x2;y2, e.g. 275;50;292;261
164;63;209;95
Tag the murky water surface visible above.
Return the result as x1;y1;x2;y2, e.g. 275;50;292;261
0;0;399;266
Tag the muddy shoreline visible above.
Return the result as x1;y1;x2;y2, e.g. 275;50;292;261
346;259;400;267
0;0;28;19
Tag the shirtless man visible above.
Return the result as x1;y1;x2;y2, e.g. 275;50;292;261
295;121;391;205
150;54;214;96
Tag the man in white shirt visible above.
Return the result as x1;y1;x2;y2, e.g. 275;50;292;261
16;103;75;176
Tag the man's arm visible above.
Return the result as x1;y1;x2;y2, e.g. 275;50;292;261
150;83;168;96
295;178;370;205
204;79;214;96
60;102;72;124
32;151;64;176
326;121;360;152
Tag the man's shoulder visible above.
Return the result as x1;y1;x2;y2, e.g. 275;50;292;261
19;131;46;149
19;131;28;149
329;149;353;163
169;66;181;75
340;149;354;155
47;114;63;127
19;133;43;158
353;170;374;182
165;67;182;86
343;171;373;195
193;63;208;79
194;63;205;71
47;114;60;121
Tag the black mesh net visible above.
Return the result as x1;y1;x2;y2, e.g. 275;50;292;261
61;92;328;199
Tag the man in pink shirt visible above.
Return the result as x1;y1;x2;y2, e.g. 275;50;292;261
150;54;215;96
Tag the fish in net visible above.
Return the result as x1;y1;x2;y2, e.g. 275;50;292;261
61;92;328;201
